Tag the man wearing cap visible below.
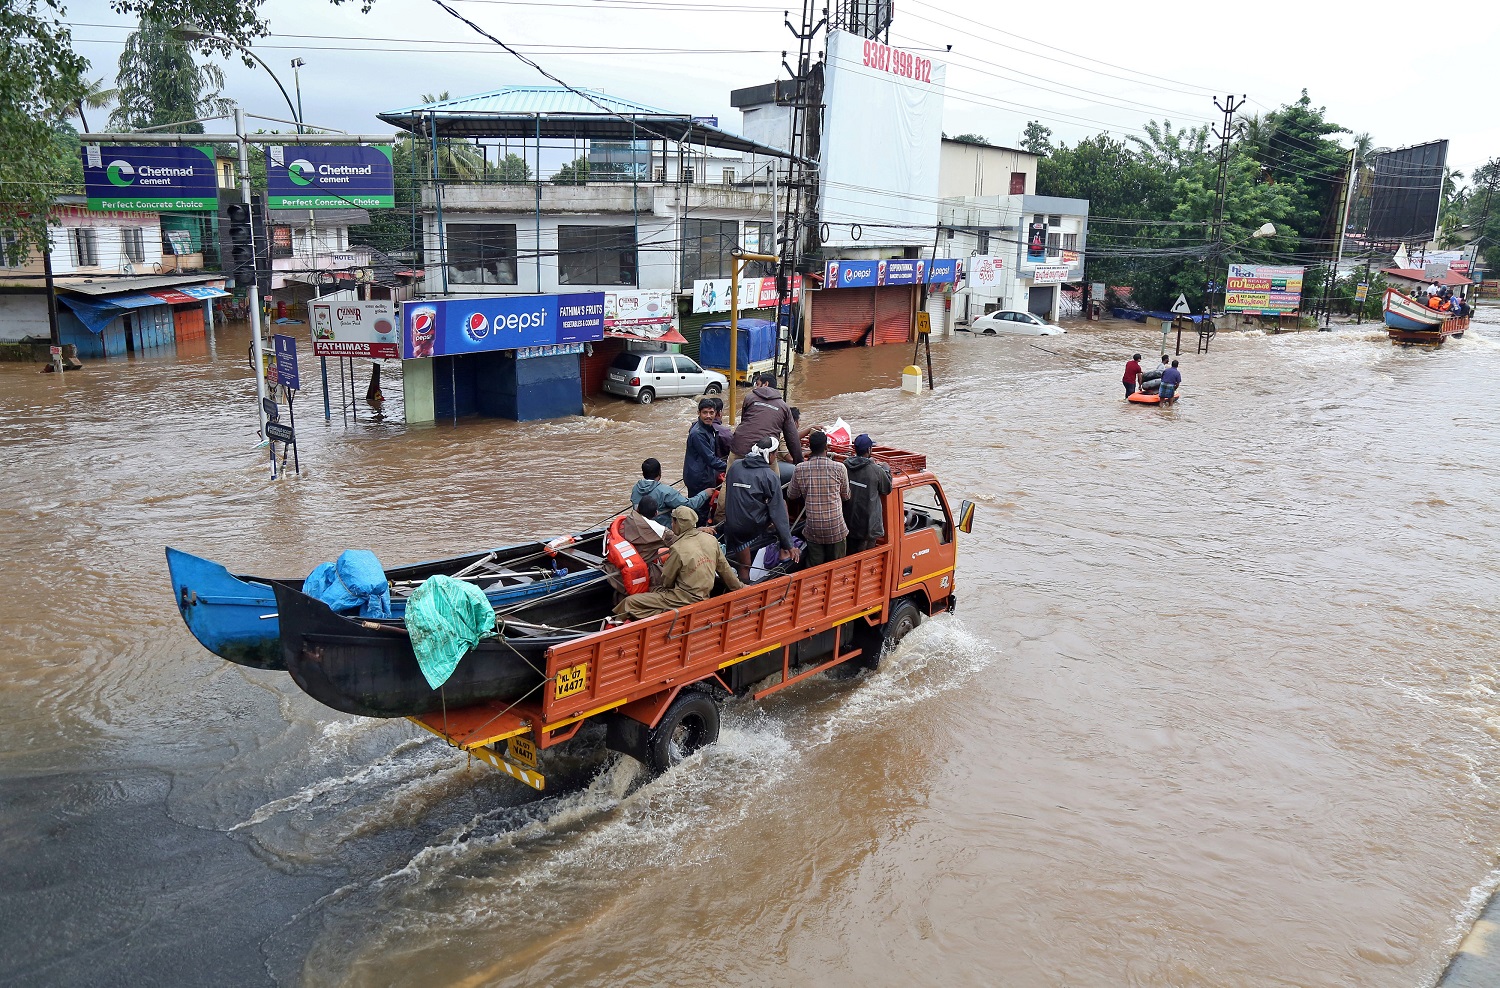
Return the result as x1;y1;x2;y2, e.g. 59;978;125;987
614;505;744;622
843;434;893;554
683;398;727;497
722;435;798;581
787;429;850;567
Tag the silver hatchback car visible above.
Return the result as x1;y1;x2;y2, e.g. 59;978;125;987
603;351;728;404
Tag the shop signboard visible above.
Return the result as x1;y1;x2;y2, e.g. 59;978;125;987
81;145;217;211
1031;266;1071;286
266;145;395;209
311;299;400;358
401;292;604;359
1224;263;1304;314
927;258;961;284
822;259;880;289
692;276;803;313
882;259;921;285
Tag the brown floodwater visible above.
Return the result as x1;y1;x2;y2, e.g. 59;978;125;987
3;311;1500;987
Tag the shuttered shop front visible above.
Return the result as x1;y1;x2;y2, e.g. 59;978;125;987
810;286;914;346
581;338;627;396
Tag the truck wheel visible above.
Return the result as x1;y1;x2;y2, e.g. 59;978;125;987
858;598;923;668
637;387;655;405
645;690;720;774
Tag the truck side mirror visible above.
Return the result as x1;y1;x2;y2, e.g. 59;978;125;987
957;500;975;534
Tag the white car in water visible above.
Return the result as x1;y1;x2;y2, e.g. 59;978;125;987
968;310;1067;336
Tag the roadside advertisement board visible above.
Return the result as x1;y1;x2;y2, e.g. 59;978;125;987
266;145;395;209
311;299;400;358
926;258;962;284
81;145;217;211
821;259;961;290
604;290;674;331
819;30;947;248
401;293;604;359
691;276;803;313
1224;264;1304;314
968;256;1005;288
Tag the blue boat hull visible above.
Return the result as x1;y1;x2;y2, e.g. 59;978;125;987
166;542;603;671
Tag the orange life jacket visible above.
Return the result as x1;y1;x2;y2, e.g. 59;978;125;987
606;515;651;595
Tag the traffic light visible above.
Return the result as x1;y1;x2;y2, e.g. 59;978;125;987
227;201;255;286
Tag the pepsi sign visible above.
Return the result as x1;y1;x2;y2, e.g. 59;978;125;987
400;293;604;359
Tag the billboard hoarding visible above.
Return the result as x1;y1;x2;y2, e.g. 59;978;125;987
401;293;604;359
266;145;395;209
819;30;947;248
969;256;1005;288
1224;264;1304;314
311;300;400;358
1031;266;1071;286
1365;140;1447;243
81;145;217;211
272;334;300;390
604;290;674;330
691;276;803;313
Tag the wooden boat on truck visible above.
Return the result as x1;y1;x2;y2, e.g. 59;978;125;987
1383;288;1470;345
270;444;974;789
166;536;605;671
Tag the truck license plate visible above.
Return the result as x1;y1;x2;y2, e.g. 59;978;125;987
506;735;539;769
554;662;589;700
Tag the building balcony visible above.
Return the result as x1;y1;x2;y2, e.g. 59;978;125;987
423;182;774;218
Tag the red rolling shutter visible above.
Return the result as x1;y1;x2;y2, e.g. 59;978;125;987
809;288;875;346
873;286;915;345
581;338;626;395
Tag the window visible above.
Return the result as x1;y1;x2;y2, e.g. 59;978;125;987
902;483;952;544
449;223;518;285
558;225;635;286
1046;232;1061;253
271;226;294;259
976;230;990;254
1047;215;1061;227
70;228;98;267
1009;171;1026;195
121;227;146;263
0;231;21;267
681;218;738;282
649;355;676;374
610;351;643;371
654;168;667;183
674;356;702;373
721;168;736;185
745;220;776;277
1063;233;1078;251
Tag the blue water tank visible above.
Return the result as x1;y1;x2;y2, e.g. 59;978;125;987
699;318;777;369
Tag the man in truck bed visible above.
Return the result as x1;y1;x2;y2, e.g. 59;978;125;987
614;506;744;621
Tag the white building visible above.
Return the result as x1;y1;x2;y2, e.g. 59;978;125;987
939;193;1090;325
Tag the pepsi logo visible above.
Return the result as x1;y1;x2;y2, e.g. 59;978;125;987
463;311;490;342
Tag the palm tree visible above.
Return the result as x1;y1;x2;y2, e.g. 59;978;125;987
74;76;117;133
411;93;485;181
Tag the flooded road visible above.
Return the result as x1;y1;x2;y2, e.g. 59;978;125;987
4;311;1500;986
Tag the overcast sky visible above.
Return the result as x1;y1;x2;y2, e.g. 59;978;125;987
63;0;1498;180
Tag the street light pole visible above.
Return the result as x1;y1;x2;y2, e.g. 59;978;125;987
236;105;272;462
290;58;306;136
172;25;301;128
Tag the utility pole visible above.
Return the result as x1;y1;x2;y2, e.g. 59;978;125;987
770;0;826;399
1320;147;1356;328
1208;94;1246;315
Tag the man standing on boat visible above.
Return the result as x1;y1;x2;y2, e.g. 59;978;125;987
1159;359;1182;404
1122;353;1143;397
614;506;744;621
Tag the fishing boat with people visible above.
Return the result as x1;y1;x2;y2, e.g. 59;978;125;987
1383;288;1470;345
166;537;605;671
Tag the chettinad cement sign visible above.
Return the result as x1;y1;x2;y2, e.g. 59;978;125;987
82;145;218;211
266;145;395;209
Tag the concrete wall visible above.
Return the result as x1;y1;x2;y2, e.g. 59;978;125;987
0;292;49;342
939;141;1039;199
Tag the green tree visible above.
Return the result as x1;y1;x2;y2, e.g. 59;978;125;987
1020;120;1052;156
950;132;986;145
1244;90;1348;249
73;76;116;133
109;17;231;132
491;152;531;183
552;156;590;185
1;1;90;265
1128;119;1209;174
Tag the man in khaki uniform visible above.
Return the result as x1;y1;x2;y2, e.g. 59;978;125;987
614;506;745;621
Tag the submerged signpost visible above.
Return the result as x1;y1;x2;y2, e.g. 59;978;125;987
271;334;300;477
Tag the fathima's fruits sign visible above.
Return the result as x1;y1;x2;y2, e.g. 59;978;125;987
81;145;218;211
266;146;395;209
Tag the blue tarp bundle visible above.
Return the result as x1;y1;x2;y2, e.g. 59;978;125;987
302;550;393;618
700;318;777;369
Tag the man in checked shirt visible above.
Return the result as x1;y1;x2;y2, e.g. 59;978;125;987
786;429;851;568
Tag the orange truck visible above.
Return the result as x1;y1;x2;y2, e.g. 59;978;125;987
409;444;973;789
